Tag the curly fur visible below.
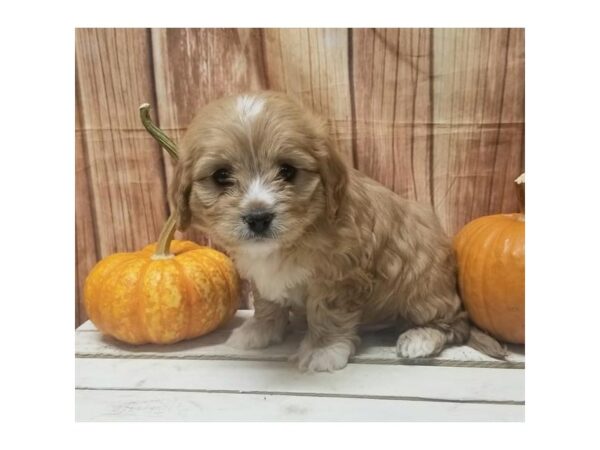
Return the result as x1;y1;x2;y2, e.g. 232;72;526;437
170;91;505;372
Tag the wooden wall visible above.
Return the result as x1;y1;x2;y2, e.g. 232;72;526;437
75;28;524;327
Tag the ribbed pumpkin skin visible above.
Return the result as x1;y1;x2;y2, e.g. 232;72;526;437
453;214;525;344
84;240;240;345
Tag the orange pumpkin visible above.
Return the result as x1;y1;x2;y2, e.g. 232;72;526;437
84;215;240;344
453;175;525;344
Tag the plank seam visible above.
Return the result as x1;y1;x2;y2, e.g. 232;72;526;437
75;386;524;406
75;64;101;262
75;353;524;369
258;28;271;89
147;27;171;216
487;29;512;213
347;28;358;168
428;28;435;207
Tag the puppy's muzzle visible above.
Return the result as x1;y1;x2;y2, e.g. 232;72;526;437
242;210;275;235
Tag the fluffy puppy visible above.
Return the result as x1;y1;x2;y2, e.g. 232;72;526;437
171;91;505;372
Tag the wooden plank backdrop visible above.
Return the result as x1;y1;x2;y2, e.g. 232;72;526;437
75;28;524;327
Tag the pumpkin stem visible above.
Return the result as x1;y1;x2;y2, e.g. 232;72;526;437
139;102;182;258
152;212;178;259
515;173;525;214
139;103;179;161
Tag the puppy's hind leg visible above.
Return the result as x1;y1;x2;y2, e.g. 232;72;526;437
396;309;470;359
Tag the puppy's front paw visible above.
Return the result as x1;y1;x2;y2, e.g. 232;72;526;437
227;318;285;350
291;338;353;372
396;327;445;358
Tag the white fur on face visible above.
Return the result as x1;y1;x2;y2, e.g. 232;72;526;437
236;94;264;121
241;178;276;209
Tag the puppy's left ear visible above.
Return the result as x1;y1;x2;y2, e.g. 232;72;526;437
169;155;193;231
314;125;348;221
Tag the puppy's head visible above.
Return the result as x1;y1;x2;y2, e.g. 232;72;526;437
170;91;348;252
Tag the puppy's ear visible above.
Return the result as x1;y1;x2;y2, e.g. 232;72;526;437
169;156;193;231
314;127;348;221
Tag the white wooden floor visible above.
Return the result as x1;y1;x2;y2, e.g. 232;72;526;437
75;310;525;421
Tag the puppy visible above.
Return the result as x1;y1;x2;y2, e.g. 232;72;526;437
170;91;505;372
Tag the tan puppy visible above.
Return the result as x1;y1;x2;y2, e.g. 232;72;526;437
171;91;505;372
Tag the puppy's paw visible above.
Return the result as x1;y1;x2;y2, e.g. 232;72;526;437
227;318;285;350
291;338;352;372
396;327;446;358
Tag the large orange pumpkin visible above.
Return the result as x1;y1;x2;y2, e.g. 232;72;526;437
453;175;525;344
84;215;240;345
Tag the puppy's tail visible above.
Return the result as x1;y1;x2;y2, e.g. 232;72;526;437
467;326;508;360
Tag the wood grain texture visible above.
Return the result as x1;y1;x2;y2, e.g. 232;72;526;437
432;29;525;234
262;28;354;164
151;28;266;203
351;28;434;202
152;28;266;141
75;29;169;258
76;358;524;403
74;28;525;326
75;89;96;326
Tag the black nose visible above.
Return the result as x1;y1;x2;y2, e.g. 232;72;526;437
242;211;274;234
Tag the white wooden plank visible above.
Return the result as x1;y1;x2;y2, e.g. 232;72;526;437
76;358;524;403
76;389;523;422
76;321;103;331
75;313;249;332
76;313;525;368
76;311;250;332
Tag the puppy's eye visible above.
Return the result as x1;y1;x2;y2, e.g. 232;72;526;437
212;168;233;187
278;164;297;182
